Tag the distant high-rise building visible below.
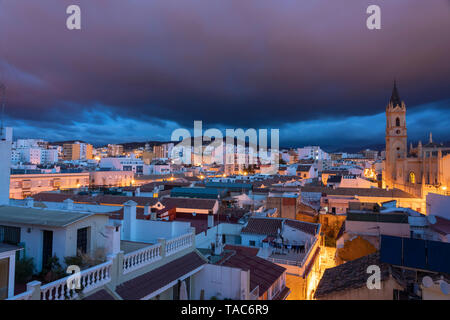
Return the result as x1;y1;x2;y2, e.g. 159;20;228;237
63;142;93;160
153;145;165;158
107;144;124;157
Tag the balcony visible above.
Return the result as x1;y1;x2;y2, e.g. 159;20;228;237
8;232;195;300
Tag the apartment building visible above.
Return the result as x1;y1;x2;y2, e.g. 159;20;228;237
63;142;93;161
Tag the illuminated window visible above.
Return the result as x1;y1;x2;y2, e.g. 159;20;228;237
409;172;416;184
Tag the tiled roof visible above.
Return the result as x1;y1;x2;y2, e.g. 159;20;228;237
242;217;320;237
218;248;286;297
116;251;206;300
241;217;283;237
284;219;319;236
430;216;450;236
224;244;260;256
297;202;317;217
34;192;216;212
301;186;416;198
163;198;217;210
83;289;115;300
315;252;391;298
33;192;160;206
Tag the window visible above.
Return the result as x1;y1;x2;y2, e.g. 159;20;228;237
409;172;416;184
77;227;89;254
395;117;400;127
0;226;21;245
249;240;256;246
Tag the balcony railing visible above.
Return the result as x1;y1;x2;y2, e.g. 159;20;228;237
123;243;162;274
165;233;194;257
8;231;195;300
7;290;33;300
40;260;112;300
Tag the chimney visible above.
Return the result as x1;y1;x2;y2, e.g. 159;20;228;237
207;211;214;229
123;200;137;241
63;198;74;211
105;224;121;256
25;197;34;208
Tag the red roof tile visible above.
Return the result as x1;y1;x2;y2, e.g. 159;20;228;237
83;289;115;300
224;244;259;256
218;249;285;297
430;216;450;236
284;219;319;236
241;217;283;237
116;251;206;300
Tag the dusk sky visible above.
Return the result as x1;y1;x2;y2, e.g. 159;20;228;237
0;0;449;150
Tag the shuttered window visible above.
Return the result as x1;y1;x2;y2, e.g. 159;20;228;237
0;225;21;245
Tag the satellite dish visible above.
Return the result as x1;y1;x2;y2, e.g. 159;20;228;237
440;281;450;295
422;276;433;288
427;215;437;225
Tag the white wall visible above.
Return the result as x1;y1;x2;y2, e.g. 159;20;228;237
282;225;312;245
195;223;243;249
193;264;248;300
427;193;450;220
114;217;192;243
241;234;266;247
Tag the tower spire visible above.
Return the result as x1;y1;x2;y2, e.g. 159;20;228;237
390;80;402;107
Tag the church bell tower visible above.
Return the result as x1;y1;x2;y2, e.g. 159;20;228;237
385;81;407;183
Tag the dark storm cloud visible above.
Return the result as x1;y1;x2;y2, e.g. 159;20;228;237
0;0;449;144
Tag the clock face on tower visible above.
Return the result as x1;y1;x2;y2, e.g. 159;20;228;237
396;129;401;134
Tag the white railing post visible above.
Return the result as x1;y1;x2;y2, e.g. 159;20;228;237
158;238;166;258
27;280;41;300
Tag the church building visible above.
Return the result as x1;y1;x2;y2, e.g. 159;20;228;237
383;82;450;211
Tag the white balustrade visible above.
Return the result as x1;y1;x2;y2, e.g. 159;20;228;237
40;260;112;300
123;243;162;274
165;233;193;257
7;290;33;300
